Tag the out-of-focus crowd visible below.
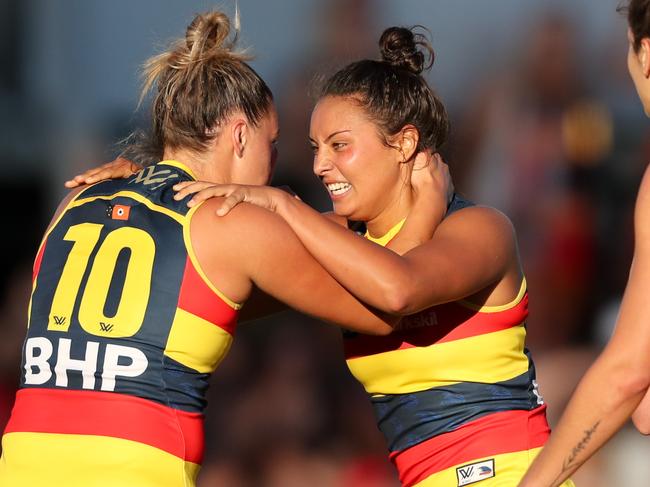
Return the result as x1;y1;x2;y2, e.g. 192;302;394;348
1;1;649;485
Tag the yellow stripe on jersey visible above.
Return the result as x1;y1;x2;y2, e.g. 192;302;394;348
365;218;406;246
71;191;186;225
183;204;242;310
0;432;200;487
164;308;234;373
413;448;575;487
457;277;527;313
158;160;198;180
28;184;99;329
347;324;529;395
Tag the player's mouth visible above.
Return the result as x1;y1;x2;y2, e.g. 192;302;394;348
325;181;352;198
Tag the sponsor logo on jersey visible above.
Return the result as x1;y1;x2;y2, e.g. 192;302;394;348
130;166;179;190
532;379;544;405
456;458;495;486
52;315;66;326
398;309;438;330
24;336;148;392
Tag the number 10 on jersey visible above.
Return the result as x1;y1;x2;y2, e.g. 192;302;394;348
47;222;155;338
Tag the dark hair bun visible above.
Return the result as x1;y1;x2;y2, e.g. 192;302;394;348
379;26;434;74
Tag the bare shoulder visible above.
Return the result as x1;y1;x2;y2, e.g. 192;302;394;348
189;197;290;248
440;205;516;241
187;198;290;304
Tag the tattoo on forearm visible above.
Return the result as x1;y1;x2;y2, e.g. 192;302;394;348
551;420;601;485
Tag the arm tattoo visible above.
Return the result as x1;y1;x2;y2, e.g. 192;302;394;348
551;420;601;485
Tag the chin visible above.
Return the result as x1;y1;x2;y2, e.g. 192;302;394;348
333;202;368;222
332;201;354;219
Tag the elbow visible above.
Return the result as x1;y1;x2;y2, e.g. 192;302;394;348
382;284;415;316
374;322;395;336
385;296;410;316
612;369;650;404
632;384;650;435
617;362;650;396
633;413;650;435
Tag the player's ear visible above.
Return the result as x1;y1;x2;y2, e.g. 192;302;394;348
641;38;650;78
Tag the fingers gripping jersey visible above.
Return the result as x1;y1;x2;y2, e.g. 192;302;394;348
1;161;239;487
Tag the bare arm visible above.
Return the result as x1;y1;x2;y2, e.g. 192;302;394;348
64;157;140;188
518;167;650;487
191;199;398;335
632;388;650;435
272;198;516;314
181;182;517;315
175;155;480;315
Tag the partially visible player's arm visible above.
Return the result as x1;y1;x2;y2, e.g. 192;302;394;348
271;195;516;315
191;200;397;335
64;157;140;188
175;153;458;314
238;211;352;323
632;388;650;435
178;185;513;315
518;167;650;487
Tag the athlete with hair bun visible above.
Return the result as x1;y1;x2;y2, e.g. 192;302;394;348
172;26;574;487
0;12;445;487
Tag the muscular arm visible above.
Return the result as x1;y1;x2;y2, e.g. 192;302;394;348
191;199;397;335
518;167;650;487
237;212;354;323
235;197;439;323
274;193;517;315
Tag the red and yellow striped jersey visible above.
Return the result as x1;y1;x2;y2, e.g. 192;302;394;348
1;160;238;486
344;195;554;487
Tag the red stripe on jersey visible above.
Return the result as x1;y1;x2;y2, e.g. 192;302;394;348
344;294;528;359
390;405;550;487
32;239;47;284
178;256;238;335
4;388;204;464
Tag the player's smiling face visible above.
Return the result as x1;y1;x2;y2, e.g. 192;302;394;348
309;95;407;221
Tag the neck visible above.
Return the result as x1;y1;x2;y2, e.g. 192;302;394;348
365;182;414;238
162;147;230;183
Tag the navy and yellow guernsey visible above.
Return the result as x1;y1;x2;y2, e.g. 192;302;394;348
345;195;574;487
1;161;239;487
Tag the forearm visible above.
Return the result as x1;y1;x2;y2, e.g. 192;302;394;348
519;351;648;486
275;193;415;314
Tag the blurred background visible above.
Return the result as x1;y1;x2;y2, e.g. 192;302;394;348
1;0;649;485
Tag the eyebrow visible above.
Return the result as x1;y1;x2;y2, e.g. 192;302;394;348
308;129;351;144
